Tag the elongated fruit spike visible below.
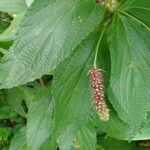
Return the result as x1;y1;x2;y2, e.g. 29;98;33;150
89;67;109;121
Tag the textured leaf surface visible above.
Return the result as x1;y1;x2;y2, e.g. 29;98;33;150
119;0;150;25
95;108;130;140
0;0;26;13
133;113;150;140
95;107;150;141
57;124;96;150
52;32;98;140
0;105;16;119
0;12;25;42
27;94;52;150
98;135;149;150
10;127;27;150
6;87;27;117
0;127;10;142
0;19;9;34
57;126;74;150
0;47;7;55
75;124;96;150
6;83;44;117
0;0;103;89
109;14;150;134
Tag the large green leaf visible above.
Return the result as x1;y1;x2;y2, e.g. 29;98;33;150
52;32;98;140
94;108;131;140
75;124;97;150
38;137;57;150
133;114;150;140
0;0;103;89
0;12;25;42
10;127;27;150
0;19;9;34
0;105;16;119
57;126;75;150
0;47;7;55
6;83;50;117
0;0;26;13
119;0;150;26
27;94;52;150
95;105;150;141
6;87;27;117
98;135;150;150
57;123;97;150
108;14;150;135
0;127;10;142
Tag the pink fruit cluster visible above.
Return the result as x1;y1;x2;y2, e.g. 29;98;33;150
89;67;109;121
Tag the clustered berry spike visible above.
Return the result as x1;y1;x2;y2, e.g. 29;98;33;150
89;67;109;121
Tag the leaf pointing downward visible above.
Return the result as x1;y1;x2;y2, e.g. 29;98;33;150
109;14;150;135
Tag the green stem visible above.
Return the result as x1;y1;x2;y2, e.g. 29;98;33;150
93;23;108;68
116;9;150;31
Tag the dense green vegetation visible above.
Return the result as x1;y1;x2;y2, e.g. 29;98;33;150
0;0;150;149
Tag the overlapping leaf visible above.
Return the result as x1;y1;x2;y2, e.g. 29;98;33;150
6;87;27;117
0;0;103;89
52;32;97;140
0;0;26;13
119;0;150;25
75;124;97;150
27;94;52;150
108;14;150;134
10;127;27;150
0;12;25;42
98;135;148;150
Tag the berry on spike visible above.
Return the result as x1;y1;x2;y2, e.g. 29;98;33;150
89;67;109;121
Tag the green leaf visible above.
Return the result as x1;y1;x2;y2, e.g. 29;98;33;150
6;82;51;117
38;137;58;150
0;19;9;34
57;125;74;150
0;105;16;119
6;87;27;117
94;108;131;140
0;127;10;142
27;94;53;150
133;115;150;140
52;32;98;140
57;123;97;150
0;12;25;42
108;14;150;134
0;47;7;55
99;136;150;150
95;106;150;141
0;0;26;13
0;0;103;89
10;127;27;150
119;0;150;26
75;124;97;150
98;135;150;150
